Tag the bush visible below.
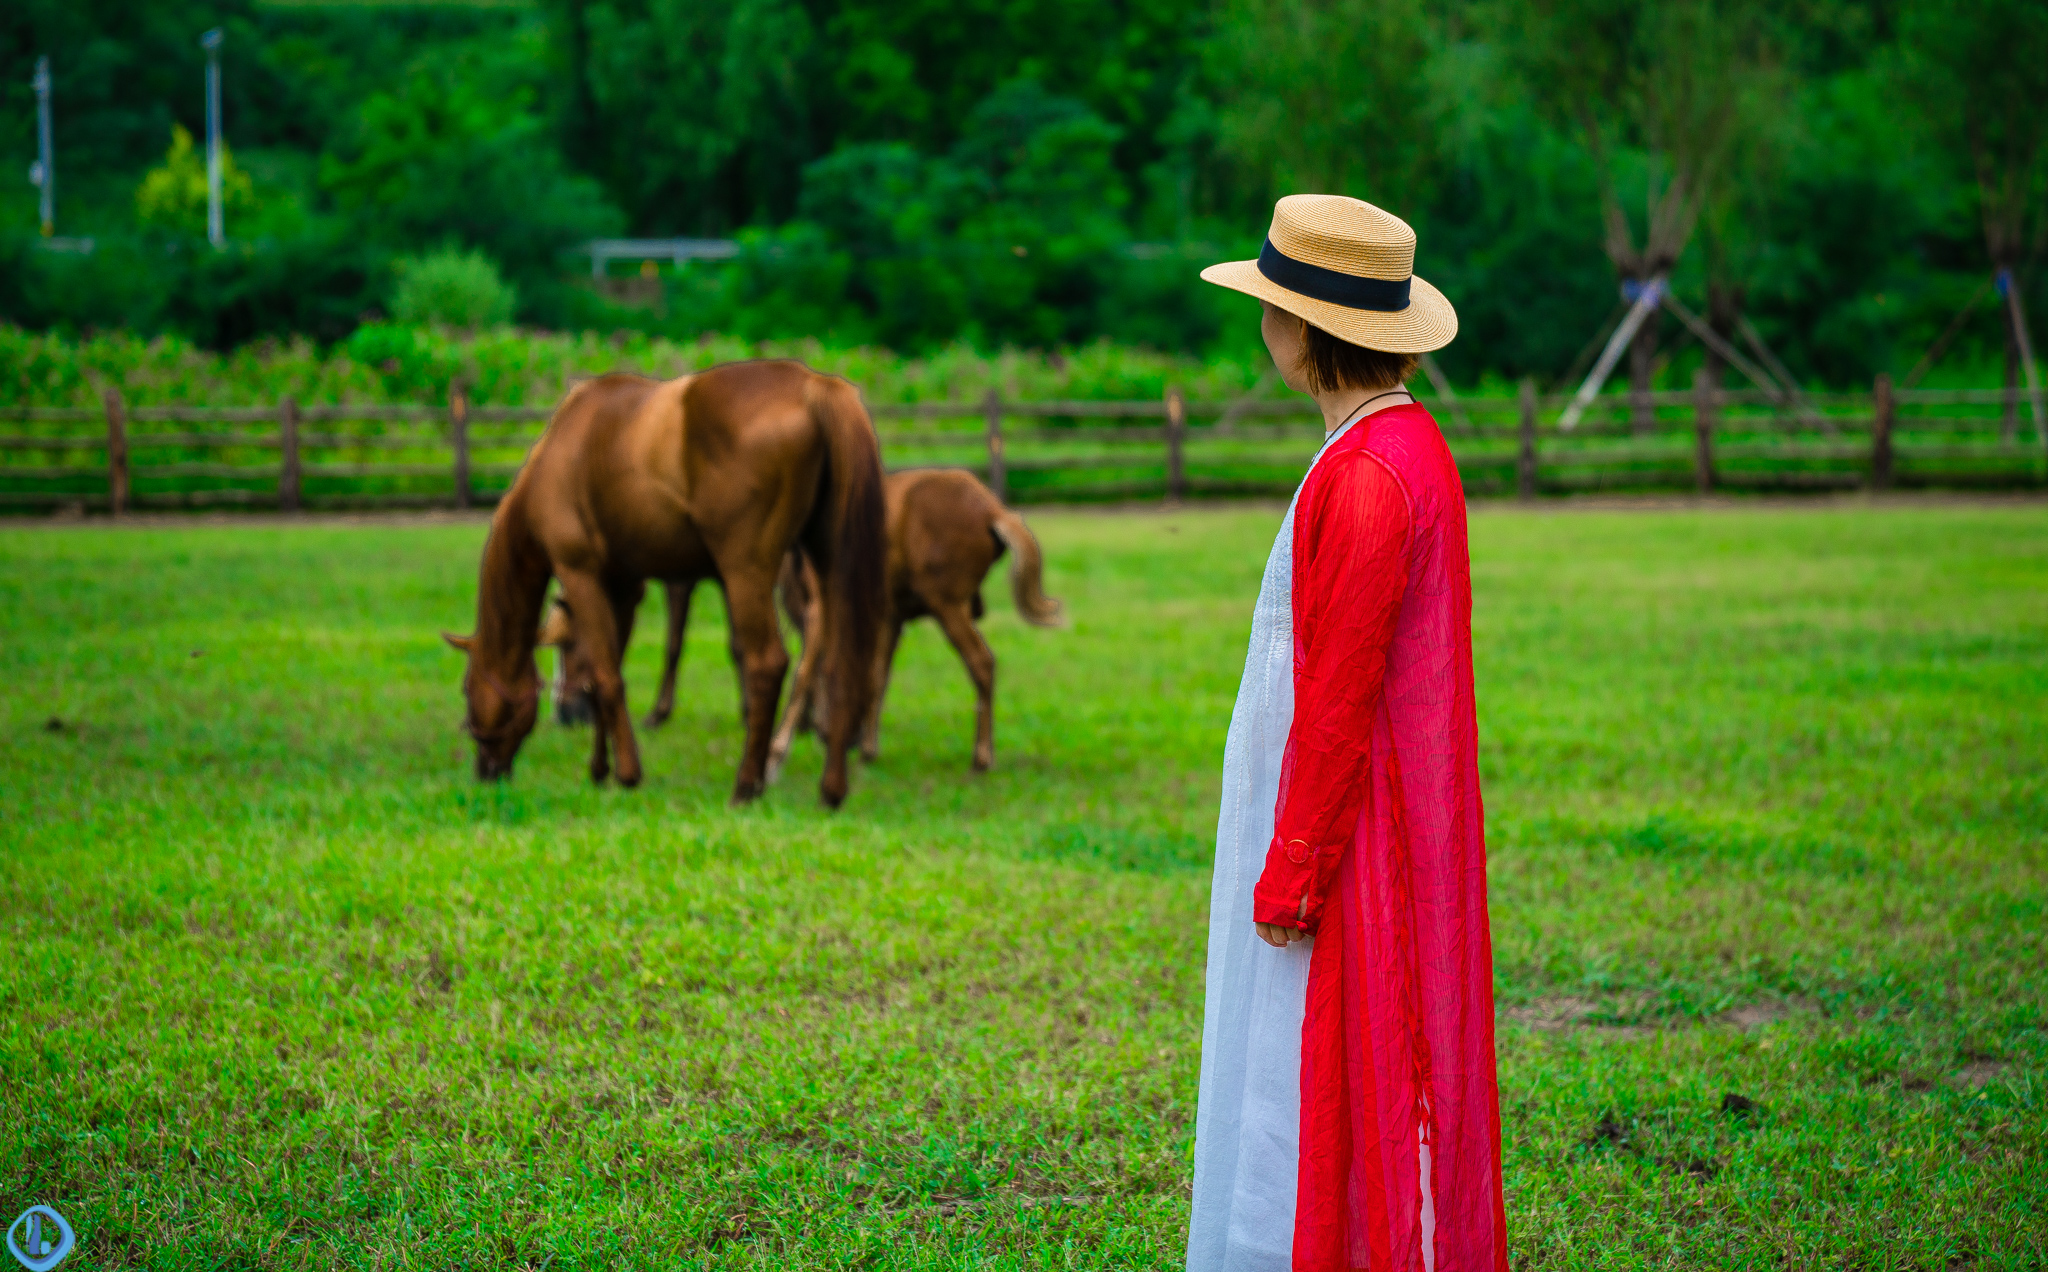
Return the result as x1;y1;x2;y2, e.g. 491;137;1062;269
319;56;623;321
0;323;1268;411
390;250;517;330
0;225;377;350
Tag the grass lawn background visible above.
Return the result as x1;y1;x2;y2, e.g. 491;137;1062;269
1;500;2044;1269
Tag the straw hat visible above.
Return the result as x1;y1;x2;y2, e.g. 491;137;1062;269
1201;194;1457;354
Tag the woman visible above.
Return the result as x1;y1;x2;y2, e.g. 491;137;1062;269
1188;195;1509;1272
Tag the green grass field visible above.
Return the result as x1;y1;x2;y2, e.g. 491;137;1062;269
3;500;2045;1270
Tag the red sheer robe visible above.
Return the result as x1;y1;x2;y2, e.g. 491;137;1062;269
1189;403;1508;1272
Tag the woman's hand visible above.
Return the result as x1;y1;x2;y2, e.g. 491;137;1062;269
1255;895;1311;948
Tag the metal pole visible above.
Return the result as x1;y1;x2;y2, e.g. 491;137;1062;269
1736;314;1834;436
1559;276;1665;430
201;28;224;249
31;57;54;236
1996;269;2046;455
1661;292;1791;414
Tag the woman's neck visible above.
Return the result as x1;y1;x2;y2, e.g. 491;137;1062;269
1316;384;1414;436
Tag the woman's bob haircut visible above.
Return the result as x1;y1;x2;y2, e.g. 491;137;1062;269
1295;317;1420;396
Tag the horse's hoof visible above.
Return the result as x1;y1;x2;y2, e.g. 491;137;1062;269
859;746;879;764
764;755;787;786
819;780;847;810
643;708;670;729
617;766;643;789
729;781;762;806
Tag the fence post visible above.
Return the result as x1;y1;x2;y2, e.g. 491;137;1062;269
1165;384;1187;503
983;388;1006;504
1871;372;1894;492
103;389;128;517
1516;378;1538;500
450;379;472;509
1692;368;1715;495
1629;370;1654;438
279;396;301;512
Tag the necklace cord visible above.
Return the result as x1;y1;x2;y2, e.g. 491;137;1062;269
1329;388;1415;435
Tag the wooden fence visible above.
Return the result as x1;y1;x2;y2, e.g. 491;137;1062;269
2;376;2042;514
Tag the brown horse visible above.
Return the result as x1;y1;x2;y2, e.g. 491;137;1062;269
443;361;885;807
767;468;1062;776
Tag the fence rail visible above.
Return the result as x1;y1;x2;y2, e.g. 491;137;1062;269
2;375;2042;514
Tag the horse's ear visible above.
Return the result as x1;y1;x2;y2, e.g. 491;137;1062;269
442;631;474;653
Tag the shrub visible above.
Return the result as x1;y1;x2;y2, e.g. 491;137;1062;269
390;249;517;330
135;126;258;234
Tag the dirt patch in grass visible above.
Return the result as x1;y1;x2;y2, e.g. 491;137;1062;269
1950;1060;2011;1089
1498;996;1656;1036
1501;996;1602;1030
1714;998;1819;1029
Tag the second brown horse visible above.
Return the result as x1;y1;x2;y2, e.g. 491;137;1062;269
767;468;1063;776
445;361;885;807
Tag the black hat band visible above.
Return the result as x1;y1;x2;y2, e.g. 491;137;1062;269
1256;238;1412;312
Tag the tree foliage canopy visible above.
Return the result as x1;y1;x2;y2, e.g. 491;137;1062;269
0;0;2041;386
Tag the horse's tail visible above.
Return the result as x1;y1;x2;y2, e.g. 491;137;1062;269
991;507;1064;627
805;377;887;744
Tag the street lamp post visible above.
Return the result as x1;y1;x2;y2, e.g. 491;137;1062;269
30;56;54;237
201;27;224;248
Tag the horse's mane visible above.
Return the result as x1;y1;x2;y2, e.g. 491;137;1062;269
473;490;551;673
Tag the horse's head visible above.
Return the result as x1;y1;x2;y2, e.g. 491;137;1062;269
444;632;539;780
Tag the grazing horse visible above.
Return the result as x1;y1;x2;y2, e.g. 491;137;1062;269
443;361;885;807
768;468;1063;776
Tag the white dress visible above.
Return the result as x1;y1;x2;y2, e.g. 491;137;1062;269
1186;423;1341;1272
1186;412;1440;1272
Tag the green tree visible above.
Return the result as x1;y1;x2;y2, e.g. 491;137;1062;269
1898;0;2048;435
1691;51;1793;389
558;0;818;234
134;124;256;233
750;80;1134;349
1511;0;1778;423
540;0;1196;237
318;48;619;317
1202;0;1437;208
